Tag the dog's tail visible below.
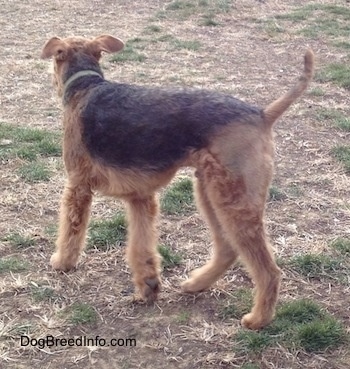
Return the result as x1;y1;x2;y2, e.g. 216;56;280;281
263;49;314;127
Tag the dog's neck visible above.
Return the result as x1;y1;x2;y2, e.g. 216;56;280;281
63;70;103;103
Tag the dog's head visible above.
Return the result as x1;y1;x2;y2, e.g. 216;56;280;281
41;35;124;96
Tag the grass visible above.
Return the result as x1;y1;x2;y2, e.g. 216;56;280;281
273;4;350;40
0;257;29;273
317;63;350;90
269;186;286;201
220;288;253;319
332;145;350;173
175;310;191;324
3;233;35;248
331;238;350;255
88;213;127;249
18;161;51;183
0;122;61;161
110;39;146;63
288;253;343;279
67;302;97;325
316;109;350;131
161;177;194;215
164;0;231;21
172;39;201;51
234;299;348;355
308;87;325;96
158;244;182;269
30;283;56;302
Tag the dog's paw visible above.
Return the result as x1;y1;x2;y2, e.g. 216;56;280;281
138;277;161;302
50;252;76;271
241;312;272;330
181;278;206;293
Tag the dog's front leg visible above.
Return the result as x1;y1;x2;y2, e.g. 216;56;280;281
51;180;92;271
125;195;161;302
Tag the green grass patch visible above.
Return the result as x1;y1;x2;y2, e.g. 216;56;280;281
234;299;348;355
317;63;350;90
316;108;350;131
3;233;35;248
288;253;343;279
333;41;350;49
220;288;253;319
88;213;127;249
308;87;325;97
0;257;29;273
0;122;61;161
332;145;350;173
175;310;191;324
200;14;220;26
8;322;33;336
164;0;231;21
269;186;287;201
172;39;201;51
30;283;56;302
110;39;147;63
143;24;162;34
158;244;182;269
66;302;97;325
161;177;194;215
331;238;350;255
273;4;350;40
18;162;51;183
297;317;347;352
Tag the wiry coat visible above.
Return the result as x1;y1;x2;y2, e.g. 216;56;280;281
41;35;314;330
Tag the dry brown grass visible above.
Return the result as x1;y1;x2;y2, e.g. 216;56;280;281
0;1;349;368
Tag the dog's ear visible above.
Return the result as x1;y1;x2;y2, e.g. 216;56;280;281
41;37;68;60
92;35;124;54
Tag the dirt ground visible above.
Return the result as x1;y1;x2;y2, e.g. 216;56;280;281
0;0;349;368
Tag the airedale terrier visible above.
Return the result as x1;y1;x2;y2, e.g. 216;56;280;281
41;35;314;330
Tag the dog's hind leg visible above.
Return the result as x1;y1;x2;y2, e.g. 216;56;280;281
51;180;92;271
125;194;161;302
181;177;238;292
194;152;281;329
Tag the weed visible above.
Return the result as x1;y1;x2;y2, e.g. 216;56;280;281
161;177;194;215
175;310;191;323
200;13;220;26
158;244;182;269
88;213;127;249
332;145;350;173
289;254;342;279
30;284;56;302
110;40;146;63
315;109;350;131
172;39;201;51
67;302;97;325
297;317;347;352
18;162;51;183
317;64;350;90
235;330;272;354
3;233;35;248
269;186;286;201
144;24;162;34
308;87;325;96
331;238;350;255
0;257;29;273
220;288;253;319
0;122;61;161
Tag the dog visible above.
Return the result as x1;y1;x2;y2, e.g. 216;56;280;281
41;35;314;330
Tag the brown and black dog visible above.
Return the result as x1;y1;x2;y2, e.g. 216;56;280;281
41;35;314;330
